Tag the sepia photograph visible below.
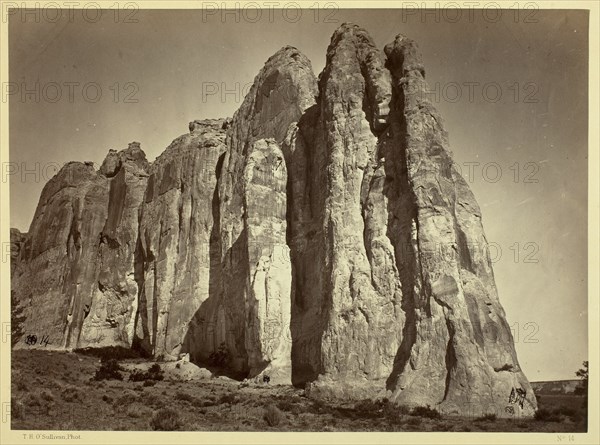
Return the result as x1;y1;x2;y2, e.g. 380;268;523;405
0;1;598;443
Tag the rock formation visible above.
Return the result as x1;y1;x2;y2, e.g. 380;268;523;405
11;144;149;349
10;228;26;278
10;23;536;417
134;119;227;362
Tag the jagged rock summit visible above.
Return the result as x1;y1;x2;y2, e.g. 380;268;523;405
10;23;536;417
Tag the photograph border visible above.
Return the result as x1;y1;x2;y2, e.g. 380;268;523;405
1;1;598;444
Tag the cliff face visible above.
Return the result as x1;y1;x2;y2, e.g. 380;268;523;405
10;228;26;278
11;23;535;416
12;143;149;349
134;119;227;362
382;33;535;415
286;25;402;395
287;24;535;415
205;47;317;380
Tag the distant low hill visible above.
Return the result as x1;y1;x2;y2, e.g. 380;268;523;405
531;380;581;395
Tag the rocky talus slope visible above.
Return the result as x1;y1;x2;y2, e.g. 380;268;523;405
10;23;536;416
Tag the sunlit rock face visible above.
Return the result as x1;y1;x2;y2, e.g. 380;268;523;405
379;32;536;417
12;144;149;350
135;120;227;361
11;23;534;417
284;23;534;416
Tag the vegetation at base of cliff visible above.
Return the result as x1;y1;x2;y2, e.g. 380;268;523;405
264;404;284;427
93;359;124;381
75;346;142;361
129;364;164;382
150;408;181;431
11;350;588;432
475;413;497;422
410;405;442;419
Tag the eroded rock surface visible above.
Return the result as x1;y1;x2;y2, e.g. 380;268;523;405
11;24;534;417
10;228;26;278
135;119;227;361
11;145;149;350
243;138;291;383
284;24;534;416
286;24;402;397
80;143;150;348
206;46;317;375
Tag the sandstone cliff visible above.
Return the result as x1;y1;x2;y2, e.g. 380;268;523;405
12;143;149;349
10;23;535;417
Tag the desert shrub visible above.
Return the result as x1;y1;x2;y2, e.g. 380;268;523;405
264;404;283;427
11;397;24;420
129;370;146;381
534;408;561;422
407;416;421;426
13;375;29;392
354;398;385;416
554;406;577;417
291;404;304;415
193;397;216;408
24;393;41;407
143;380;156;387
129;364;164;382
93;359;123;381
475;413;497;422
142;393;163;408
433;422;453;431
219;392;237;405
127;405;141;418
311;398;327;414
40;389;55;402
383;401;411;418
61;386;83;402
459;425;472;432
126;403;152;418
150;408;181;431
57;419;76;430
209;342;230;367
175;391;197;403
113;391;139;411
410;405;441;419
75;346;141;361
276;400;295;411
24;392;54;415
570;410;585;423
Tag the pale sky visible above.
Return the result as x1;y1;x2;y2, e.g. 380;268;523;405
9;8;588;381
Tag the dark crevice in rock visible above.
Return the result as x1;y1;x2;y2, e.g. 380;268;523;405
384;69;419;391
442;318;456;402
